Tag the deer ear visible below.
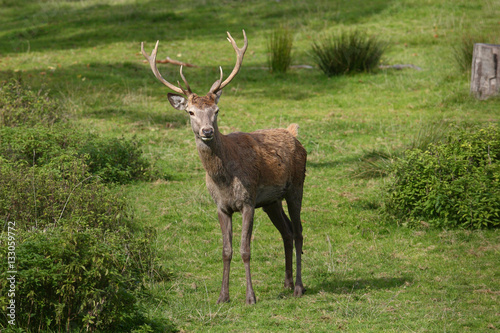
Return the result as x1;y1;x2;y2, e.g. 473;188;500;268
167;93;187;111
214;90;222;105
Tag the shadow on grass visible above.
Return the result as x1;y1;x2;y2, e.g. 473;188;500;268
0;58;342;118
2;0;393;54
311;275;412;294
0;62;188;126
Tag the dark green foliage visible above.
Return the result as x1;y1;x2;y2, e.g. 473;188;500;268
0;158;125;230
0;79;63;127
0;125;153;184
0;227;174;332
0;125;84;166
268;26;293;74
311;30;386;76
80;136;151;184
0;78;154;185
0;77;174;332
385;124;500;229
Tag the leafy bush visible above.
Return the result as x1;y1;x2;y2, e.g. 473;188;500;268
0;79;63;127
79;136;151;184
385;124;500;229
267;26;293;74
0;73;173;333
0;125;85;166
0;226;173;332
311;30;386;76
0;158;172;331
0;157;126;230
0;125;153;184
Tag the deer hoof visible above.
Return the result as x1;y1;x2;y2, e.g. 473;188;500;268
293;284;305;297
246;292;257;305
217;294;230;304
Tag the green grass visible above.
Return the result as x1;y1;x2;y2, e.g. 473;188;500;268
1;0;500;331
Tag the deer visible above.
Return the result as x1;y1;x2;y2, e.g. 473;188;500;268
141;30;307;305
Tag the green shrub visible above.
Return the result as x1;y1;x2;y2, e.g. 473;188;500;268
267;26;293;74
79;136;151;184
0;80;154;184
0;125;84;166
0;157;126;231
0;73;173;333
311;30;386;76
385;124;500;229
0;125;153;184
0;79;63;127
0;226;174;332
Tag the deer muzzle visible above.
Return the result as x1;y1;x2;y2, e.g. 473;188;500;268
201;127;215;141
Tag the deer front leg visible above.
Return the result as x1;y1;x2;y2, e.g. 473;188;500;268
217;209;233;304
241;205;257;304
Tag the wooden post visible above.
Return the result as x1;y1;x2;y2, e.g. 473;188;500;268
470;43;500;100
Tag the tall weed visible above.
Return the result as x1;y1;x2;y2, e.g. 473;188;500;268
268;26;294;74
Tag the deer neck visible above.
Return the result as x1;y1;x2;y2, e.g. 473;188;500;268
195;131;230;183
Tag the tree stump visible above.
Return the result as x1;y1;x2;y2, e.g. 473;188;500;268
470;43;500;100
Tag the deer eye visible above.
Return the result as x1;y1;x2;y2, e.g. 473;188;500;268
187;111;195;116
215;109;219;116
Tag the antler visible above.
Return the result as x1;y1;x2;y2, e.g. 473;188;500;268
141;41;192;96
209;30;248;94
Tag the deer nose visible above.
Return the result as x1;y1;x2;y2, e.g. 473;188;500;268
201;127;214;141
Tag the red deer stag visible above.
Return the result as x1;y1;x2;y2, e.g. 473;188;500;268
141;30;306;304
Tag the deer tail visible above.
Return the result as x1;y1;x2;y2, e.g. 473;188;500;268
286;123;300;137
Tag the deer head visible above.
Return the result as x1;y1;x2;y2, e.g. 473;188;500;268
141;31;248;142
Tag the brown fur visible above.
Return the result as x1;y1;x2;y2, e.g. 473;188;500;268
198;127;306;212
189;93;218;108
286;123;300;137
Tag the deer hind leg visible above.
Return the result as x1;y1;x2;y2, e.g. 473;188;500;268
241;205;257;304
285;188;305;297
262;201;294;289
217;209;233;304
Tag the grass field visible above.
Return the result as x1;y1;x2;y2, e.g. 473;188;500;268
1;0;499;331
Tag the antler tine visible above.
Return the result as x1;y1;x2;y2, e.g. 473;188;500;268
209;66;224;94
141;41;188;96
178;65;192;95
210;30;248;94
